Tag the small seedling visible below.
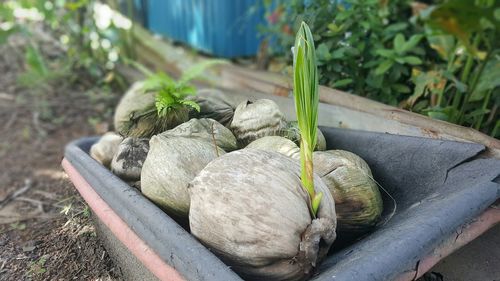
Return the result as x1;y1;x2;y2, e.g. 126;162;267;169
293;22;323;218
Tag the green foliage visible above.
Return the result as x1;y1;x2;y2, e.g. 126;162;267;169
293;22;322;218
122;60;225;137
0;0;132;89
261;0;423;105
262;0;500;137
142;60;226;117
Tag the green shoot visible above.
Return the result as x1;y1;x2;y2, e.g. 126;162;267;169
142;60;226;117
293;22;322;219
121;59;225;137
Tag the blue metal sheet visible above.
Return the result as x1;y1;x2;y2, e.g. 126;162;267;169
147;0;265;58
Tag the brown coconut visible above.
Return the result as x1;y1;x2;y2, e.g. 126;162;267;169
230;99;287;146
314;150;383;233
141;135;225;219
189;149;336;280
90;132;123;168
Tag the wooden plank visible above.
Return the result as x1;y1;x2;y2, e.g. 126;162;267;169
128;22;500;158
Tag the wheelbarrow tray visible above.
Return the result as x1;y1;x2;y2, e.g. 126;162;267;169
62;93;500;281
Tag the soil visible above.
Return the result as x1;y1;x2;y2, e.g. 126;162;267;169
0;35;122;280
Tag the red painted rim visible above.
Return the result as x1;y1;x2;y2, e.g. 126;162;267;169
62;158;185;281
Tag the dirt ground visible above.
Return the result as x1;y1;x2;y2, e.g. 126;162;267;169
0;37;122;280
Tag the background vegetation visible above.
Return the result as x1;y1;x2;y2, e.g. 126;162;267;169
261;0;499;138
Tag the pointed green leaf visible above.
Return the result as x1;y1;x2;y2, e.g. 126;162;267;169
374;60;394;75
393;33;405;54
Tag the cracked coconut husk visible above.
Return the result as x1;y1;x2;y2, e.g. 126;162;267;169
230;99;287;147
189;149;336;281
314;150;383;233
141;135;225;220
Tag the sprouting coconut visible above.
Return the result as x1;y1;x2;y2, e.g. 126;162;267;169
281;121;327;151
189;22;336;280
246;136;300;160
110;137;149;183
230;99;287;146
314;150;383;233
189;149;336;280
117;61;225;138
188;89;235;127
141;135;224;219
90;132;123;168
113;81;156;135
161;118;238;152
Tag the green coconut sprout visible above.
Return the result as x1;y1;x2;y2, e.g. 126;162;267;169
293;22;322;218
121;60;226;137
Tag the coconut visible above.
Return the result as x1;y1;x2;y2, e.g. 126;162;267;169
314;150;383;233
246;136;300;160
90;132;123;168
141;135;225;219
161;118;238;152
230;99;287;146
188;89;235;127
110;137;149;183
189;149;336;280
113;81;155;134
281;121;327;151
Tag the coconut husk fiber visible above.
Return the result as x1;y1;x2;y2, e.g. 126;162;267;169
189;149;336;281
90;132;123;168
141;135;225;220
314;150;383;233
230;99;287;146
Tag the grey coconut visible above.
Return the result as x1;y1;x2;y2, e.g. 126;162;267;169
246;136;300;160
281;121;327;151
141;135;225;219
189;149;336;281
90;132;123;168
161;118;238;152
111;137;149;182
188;89;235;127
113;81;155;134
230;99;287;146
314;150;383;233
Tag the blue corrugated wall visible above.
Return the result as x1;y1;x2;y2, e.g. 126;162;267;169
145;0;265;58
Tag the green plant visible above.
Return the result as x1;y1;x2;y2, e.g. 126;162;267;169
409;0;499;137
293;22;322;218
122;60;226;137
1;0;132;89
261;0;425;105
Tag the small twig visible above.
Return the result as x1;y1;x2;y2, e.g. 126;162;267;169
211;123;219;157
3;111;18;131
0;179;33;209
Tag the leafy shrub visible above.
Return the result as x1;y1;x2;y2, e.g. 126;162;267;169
261;0;499;137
